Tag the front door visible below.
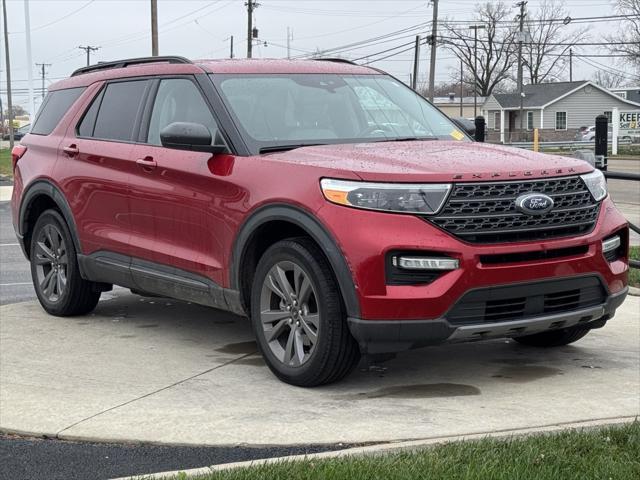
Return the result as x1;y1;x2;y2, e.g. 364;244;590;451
128;77;229;288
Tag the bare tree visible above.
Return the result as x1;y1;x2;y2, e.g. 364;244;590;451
607;0;640;74
523;0;589;84
592;70;627;89
441;1;517;97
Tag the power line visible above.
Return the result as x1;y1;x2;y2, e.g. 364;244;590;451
10;0;95;34
293;22;430;59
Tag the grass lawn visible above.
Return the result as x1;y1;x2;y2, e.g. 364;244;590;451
0;148;11;177
630;246;639;288
156;422;640;480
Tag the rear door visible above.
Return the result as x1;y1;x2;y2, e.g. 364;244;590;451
128;76;229;288
56;79;152;261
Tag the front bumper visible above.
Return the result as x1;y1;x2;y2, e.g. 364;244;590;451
348;286;628;354
318;196;629;320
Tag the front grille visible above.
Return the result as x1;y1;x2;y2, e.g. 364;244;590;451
427;176;600;243
447;276;606;325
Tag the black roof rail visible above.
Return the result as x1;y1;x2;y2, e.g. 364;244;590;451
71;56;192;77
311;57;359;65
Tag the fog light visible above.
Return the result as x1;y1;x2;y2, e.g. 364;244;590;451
602;235;621;253
392;256;459;270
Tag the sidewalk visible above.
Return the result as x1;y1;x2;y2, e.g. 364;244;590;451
1;292;637;447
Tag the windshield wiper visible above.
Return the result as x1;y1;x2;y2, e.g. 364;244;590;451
373;136;439;143
259;143;324;154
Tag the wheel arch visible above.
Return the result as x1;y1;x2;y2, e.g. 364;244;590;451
231;204;361;318
19;180;82;259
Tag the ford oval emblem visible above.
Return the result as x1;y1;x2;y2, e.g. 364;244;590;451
515;193;554;215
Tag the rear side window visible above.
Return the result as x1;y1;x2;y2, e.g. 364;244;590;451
89;80;149;142
31;87;85;135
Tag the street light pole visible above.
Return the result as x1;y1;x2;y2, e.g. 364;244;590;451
2;0;14;149
24;0;35;123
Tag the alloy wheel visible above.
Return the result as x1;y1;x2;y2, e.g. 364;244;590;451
34;224;68;302
259;261;320;367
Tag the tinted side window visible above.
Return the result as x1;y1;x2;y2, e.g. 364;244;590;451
92;80;148;141
31;87;85;135
77;89;104;138
147;78;217;146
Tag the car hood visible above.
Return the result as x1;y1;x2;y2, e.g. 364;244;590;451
265;140;593;182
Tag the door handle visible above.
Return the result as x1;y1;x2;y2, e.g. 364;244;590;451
63;144;79;157
136;156;157;170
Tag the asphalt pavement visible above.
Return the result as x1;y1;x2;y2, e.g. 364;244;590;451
0;434;348;480
0;202;35;306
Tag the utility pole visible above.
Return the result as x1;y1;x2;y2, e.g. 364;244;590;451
516;0;527;137
2;0;14;149
569;48;573;82
412;35;421;91
151;0;158;56
468;24;485;118
24;0;35;124
246;0;259;58
78;46;99;66
427;0;438;101
460;58;464;117
229;35;234;59
35;63;51;99
286;27;292;59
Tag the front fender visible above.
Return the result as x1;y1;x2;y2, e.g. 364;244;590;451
230;203;361;318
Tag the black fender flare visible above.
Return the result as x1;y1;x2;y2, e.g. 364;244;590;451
230;204;361;318
18;180;82;257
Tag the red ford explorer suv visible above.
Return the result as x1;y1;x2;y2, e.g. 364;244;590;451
11;57;629;386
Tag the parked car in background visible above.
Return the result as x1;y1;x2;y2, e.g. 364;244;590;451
576;125;635;143
449;116;475;137
11;56;629;386
2;124;30;141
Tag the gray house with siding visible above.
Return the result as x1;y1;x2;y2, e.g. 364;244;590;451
611;86;640;104
481;81;640;143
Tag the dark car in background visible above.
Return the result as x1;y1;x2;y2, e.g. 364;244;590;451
3;124;31;141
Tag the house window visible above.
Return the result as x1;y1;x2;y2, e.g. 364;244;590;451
555;111;567;130
494;112;500;131
604;111;612;124
527;111;534;130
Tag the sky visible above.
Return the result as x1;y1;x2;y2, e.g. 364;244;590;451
0;0;633;115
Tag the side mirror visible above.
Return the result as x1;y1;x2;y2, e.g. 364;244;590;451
160;122;228;154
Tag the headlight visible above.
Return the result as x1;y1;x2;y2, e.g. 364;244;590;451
581;169;607;201
320;178;452;214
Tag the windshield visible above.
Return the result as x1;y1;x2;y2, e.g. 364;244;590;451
211;73;468;153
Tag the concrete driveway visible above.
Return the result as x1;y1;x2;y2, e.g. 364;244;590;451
1;291;638;446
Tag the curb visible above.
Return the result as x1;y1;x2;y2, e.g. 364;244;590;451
629;286;640;296
113;416;638;480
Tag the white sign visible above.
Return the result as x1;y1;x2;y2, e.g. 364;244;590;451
619;110;640;135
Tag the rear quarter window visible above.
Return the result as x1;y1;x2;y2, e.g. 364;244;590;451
31;87;85;135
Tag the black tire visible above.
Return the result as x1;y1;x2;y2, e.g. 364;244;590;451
29;209;101;316
514;325;591;347
250;238;360;387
